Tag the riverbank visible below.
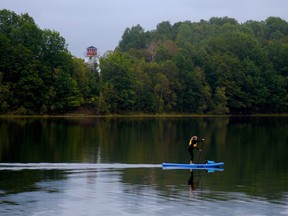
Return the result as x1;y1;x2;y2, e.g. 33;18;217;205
1;113;288;119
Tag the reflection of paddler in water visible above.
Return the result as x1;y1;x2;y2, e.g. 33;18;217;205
188;170;196;191
187;136;204;164
188;169;203;192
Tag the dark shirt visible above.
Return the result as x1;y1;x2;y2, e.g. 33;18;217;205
188;140;202;151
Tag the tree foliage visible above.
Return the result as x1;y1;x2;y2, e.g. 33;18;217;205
111;17;288;114
1;9;288;115
0;10;98;114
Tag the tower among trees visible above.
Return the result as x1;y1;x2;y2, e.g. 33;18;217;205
86;46;97;58
85;46;98;72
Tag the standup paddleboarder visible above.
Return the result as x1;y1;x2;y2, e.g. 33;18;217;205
188;136;203;164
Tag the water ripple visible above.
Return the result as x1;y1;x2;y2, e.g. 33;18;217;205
0;163;162;171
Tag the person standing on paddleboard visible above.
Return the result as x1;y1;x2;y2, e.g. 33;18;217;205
188;136;203;164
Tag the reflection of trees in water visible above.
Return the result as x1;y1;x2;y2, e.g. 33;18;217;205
0;118;103;162
224;116;288;200
0;169;67;196
0;117;231;163
0;117;287;202
99;117;231;164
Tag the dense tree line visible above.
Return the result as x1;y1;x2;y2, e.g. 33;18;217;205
0;10;99;114
1;10;288;115
114;17;288;114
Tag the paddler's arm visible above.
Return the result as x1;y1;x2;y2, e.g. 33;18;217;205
196;138;204;143
196;139;204;151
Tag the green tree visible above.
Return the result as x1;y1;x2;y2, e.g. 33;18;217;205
211;86;229;114
0;72;11;113
71;57;99;101
265;17;288;40
175;22;194;48
118;24;147;52
240;58;269;113
244;20;266;42
206;53;246;113
209;17;238;26
100;52;136;113
133;59;155;112
261;68;287;113
155;21;175;41
51;69;83;112
153;73;169;112
41;29;71;71
0;9;93;114
265;40;288;75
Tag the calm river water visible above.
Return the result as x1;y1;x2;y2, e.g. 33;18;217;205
0;116;287;215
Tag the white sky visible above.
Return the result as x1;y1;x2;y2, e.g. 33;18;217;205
1;0;287;58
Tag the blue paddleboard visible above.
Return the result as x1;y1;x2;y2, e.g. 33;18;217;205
162;161;224;170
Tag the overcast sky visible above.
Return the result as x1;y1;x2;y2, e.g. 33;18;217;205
1;0;287;58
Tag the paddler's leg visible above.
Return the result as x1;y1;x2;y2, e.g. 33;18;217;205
190;151;194;164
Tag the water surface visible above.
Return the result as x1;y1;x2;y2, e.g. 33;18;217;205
0;117;287;215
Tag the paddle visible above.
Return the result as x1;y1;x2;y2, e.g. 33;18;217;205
197;138;204;163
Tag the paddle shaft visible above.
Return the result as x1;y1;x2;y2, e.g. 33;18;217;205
197;139;204;163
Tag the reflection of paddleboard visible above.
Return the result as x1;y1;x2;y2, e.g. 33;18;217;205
162;161;224;170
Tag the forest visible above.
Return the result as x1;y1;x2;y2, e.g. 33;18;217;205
0;9;288;115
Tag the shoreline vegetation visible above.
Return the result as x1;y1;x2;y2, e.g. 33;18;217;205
1;10;288;115
1;113;288;119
